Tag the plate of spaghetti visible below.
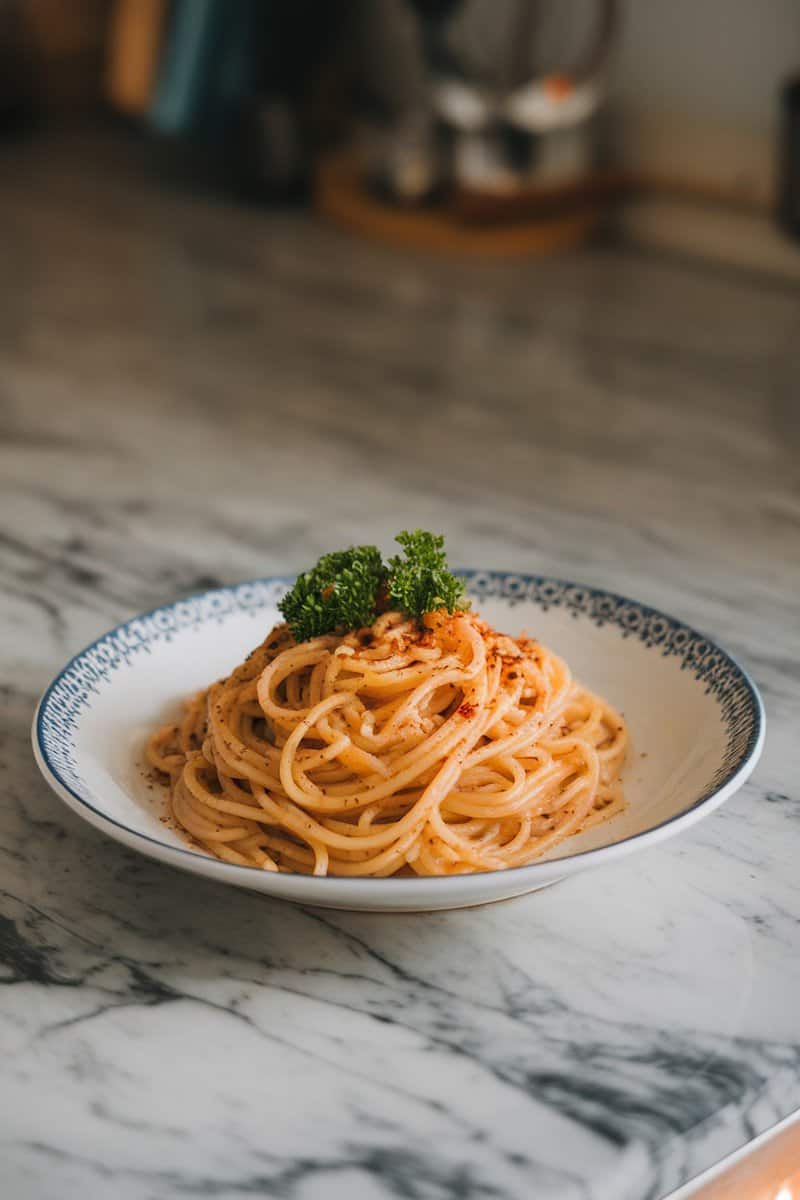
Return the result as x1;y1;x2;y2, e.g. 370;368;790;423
32;532;764;911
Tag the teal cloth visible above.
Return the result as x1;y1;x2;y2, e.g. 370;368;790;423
151;0;259;139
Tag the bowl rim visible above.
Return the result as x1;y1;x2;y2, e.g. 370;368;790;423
31;571;766;894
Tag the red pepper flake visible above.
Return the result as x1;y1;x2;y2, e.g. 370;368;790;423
457;701;476;719
321;585;335;601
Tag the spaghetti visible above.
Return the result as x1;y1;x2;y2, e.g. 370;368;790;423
146;608;626;876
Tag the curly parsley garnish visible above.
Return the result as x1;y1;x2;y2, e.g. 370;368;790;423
387;530;467;622
278;530;467;642
278;545;386;642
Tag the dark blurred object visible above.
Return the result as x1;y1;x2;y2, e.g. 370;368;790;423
0;1;37;135
22;0;107;110
359;0;618;214
240;0;344;204
317;0;623;257
778;74;800;241
148;0;344;205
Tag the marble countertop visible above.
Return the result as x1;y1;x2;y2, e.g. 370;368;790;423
2;130;799;1200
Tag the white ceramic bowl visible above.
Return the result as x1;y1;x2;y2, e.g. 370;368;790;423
32;573;764;911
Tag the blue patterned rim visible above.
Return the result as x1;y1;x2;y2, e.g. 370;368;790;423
33;572;765;883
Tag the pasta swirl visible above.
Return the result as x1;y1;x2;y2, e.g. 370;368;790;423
146;609;626;876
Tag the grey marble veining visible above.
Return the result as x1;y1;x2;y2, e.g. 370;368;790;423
1;129;799;1200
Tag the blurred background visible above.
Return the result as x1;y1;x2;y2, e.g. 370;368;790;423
2;0;800;267
2;0;800;614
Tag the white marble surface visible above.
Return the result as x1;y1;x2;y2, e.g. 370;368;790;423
1;130;799;1200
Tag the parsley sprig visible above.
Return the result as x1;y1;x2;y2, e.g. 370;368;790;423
278;545;386;642
387;530;467;621
278;530;467;642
